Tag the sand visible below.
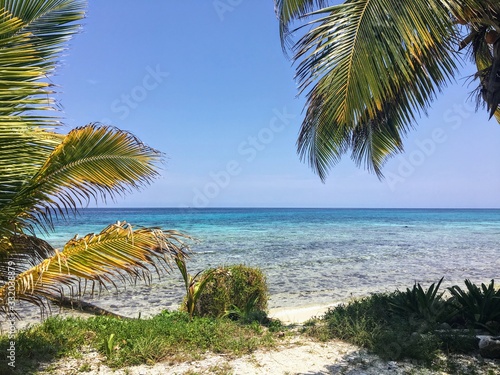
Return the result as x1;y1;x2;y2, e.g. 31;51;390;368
268;303;339;324
36;336;401;375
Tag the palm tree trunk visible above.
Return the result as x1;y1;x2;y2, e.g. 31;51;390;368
46;294;130;320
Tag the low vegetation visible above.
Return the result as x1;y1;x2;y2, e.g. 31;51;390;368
0;310;278;374
1;274;499;374
193;264;269;320
303;279;500;372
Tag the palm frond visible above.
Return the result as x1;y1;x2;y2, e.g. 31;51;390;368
0;221;191;314
292;0;459;179
0;234;55;280
350;104;406;177
457;0;500;120
274;0;331;51
0;129;63;228
0;0;84;125
0;0;85;232
0;124;162;235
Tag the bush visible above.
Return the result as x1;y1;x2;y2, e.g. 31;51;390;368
319;293;442;363
448;279;500;331
323;294;391;349
388;277;448;324
194;264;268;319
308;280;500;365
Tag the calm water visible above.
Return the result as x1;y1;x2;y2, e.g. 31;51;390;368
9;208;500;325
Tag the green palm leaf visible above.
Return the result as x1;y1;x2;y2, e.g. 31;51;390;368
0;0;84;231
0;221;191;313
0;124;162;236
275;0;331;51
291;0;460;179
0;0;84;129
277;0;500;179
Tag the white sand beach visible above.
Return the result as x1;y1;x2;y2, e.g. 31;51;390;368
268;303;340;325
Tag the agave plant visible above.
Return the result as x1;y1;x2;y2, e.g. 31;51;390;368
275;0;500;179
0;0;190;317
448;279;500;330
388;277;448;323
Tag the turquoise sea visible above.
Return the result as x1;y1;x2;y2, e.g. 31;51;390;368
10;208;500;324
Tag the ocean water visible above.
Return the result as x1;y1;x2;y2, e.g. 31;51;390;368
7;208;500;326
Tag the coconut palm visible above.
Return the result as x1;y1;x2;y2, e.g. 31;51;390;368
0;0;190;317
275;0;500;180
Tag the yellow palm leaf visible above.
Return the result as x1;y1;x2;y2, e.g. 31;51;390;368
0;221;191;314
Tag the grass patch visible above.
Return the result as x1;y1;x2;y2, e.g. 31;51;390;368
3;278;498;374
0;310;278;374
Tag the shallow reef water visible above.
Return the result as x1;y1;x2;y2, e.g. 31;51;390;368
3;208;499;330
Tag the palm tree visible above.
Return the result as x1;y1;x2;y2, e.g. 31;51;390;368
0;0;190;317
275;0;500;180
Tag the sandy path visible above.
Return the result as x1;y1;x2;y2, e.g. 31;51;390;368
36;336;421;375
37;334;500;375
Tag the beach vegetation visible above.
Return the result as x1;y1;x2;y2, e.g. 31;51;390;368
306;292;456;363
303;279;500;368
176;257;217;319
275;0;500;180
387;277;452;324
0;0;190;318
194;264;269;319
0;310;277;373
448;279;500;332
223;295;269;325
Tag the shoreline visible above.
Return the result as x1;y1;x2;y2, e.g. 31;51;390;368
1;274;497;333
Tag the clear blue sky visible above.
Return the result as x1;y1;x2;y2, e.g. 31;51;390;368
56;1;500;208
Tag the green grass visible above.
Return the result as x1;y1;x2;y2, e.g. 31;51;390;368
306;294;457;361
0;310;279;374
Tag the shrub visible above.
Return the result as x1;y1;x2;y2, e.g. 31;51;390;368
323;294;391;349
194;264;268;319
319;293;442;363
388;277;452;324
448;279;500;332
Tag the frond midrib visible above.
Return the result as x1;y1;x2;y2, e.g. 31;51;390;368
341;0;371;124
34;154;151;186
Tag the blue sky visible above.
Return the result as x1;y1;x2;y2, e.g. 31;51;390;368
56;1;500;208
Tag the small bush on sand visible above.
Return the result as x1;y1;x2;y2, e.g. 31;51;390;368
194;264;268;319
